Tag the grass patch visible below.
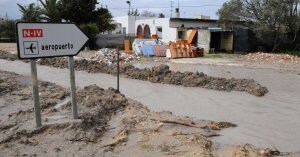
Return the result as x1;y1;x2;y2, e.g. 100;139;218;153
287;51;300;57
204;53;240;59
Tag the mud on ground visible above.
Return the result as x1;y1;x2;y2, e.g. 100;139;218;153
0;51;268;96
1;70;291;157
38;57;268;97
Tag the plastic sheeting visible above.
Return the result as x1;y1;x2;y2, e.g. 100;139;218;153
132;39;167;57
141;45;155;56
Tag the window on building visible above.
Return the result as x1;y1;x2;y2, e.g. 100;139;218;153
144;25;151;38
123;27;126;34
156;27;162;33
177;30;186;39
156;27;162;38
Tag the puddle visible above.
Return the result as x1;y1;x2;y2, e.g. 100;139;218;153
127;132;141;146
54;97;71;109
16;75;32;86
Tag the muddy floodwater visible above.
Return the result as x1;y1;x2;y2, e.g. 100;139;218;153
0;59;300;152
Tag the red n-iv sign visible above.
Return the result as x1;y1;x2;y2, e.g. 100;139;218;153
22;29;43;37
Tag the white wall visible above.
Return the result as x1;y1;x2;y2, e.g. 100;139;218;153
113;15;154;35
135;18;177;43
170;20;218;29
198;29;211;53
110;23;122;34
113;16;129;34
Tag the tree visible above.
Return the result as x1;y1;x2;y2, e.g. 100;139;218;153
158;13;165;18
58;0;116;33
217;0;242;21
0;20;16;40
58;0;98;24
95;7;116;34
17;3;41;22
39;0;61;22
80;23;99;37
218;0;300;52
140;10;156;17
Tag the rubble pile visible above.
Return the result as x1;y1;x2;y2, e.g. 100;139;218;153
125;64;268;96
85;48;139;65
0;51;268;96
0;71;241;156
0;70;69;105
67;85;129;141
0;50;17;61
0;72;129;144
244;52;300;64
0;71;19;96
31;57;269;96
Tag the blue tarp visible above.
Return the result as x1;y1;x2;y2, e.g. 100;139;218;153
141;45;155;56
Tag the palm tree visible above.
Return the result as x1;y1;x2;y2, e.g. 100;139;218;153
39;0;61;22
17;3;41;22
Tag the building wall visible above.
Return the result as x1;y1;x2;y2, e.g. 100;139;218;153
113;16;129;34
113;15;154;35
220;32;234;52
197;29;211;53
170;20;218;29
110;23;122;34
135;18;177;43
194;15;210;20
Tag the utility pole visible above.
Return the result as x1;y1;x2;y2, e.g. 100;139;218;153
170;0;174;18
126;0;131;16
175;0;180;18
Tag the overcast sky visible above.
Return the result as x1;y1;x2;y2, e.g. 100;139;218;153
0;0;228;20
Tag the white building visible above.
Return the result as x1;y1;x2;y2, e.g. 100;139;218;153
113;16;250;53
112;15;153;35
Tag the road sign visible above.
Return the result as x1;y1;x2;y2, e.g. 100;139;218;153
16;22;89;59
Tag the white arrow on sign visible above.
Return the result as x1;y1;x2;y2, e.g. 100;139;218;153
16;22;89;59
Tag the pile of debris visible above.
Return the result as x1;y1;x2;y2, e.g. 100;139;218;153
85;48;140;65
0;71;241;156
38;57;268;96
0;50;18;61
125;64;268;97
0;51;268;96
243;52;300;64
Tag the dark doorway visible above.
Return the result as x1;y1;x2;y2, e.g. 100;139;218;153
136;25;143;38
210;31;234;53
191;31;198;46
210;32;221;51
144;25;151;38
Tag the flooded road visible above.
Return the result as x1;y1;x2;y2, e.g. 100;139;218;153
1;59;300;152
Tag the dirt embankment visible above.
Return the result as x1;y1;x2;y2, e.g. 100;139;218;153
0;70;296;157
0;70;235;157
0;51;268;96
0;50;18;61
38;57;268;96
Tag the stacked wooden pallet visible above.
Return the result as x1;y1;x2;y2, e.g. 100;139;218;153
169;40;203;59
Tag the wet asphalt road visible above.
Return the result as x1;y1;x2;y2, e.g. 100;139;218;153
0;59;300;152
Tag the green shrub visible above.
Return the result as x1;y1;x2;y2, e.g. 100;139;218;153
287;51;300;57
0;20;16;40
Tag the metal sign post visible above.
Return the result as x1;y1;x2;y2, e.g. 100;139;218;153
30;59;42;128
68;56;78;119
16;22;89;127
117;46;120;92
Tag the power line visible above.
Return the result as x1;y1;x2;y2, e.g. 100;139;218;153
109;5;222;10
170;0;174;18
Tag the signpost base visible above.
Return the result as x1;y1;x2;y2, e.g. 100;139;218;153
30;59;42;128
68;56;78;119
117;47;120;92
